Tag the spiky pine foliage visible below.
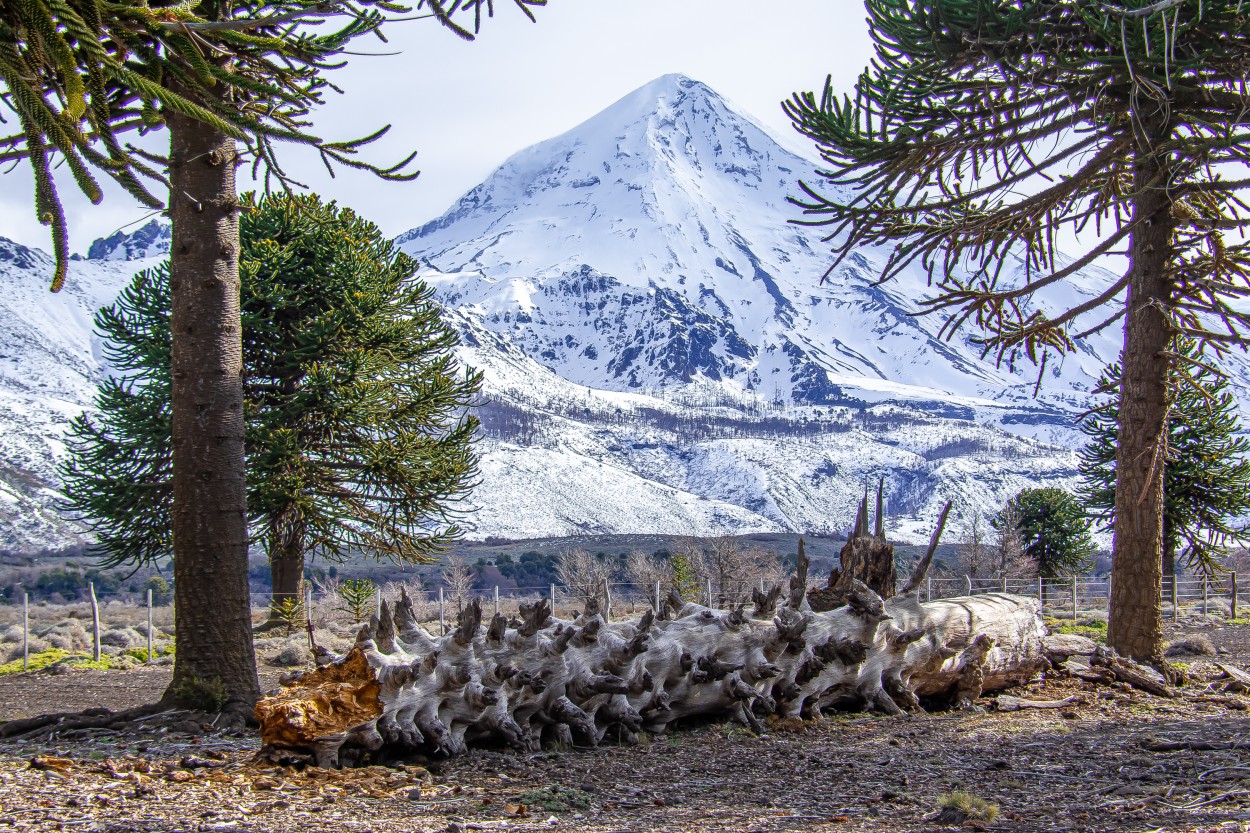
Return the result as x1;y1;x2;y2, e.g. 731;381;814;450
61;193;482;586
1000;488;1096;580
336;578;377;624
1079;340;1250;578
0;0;546;290
785;0;1250;660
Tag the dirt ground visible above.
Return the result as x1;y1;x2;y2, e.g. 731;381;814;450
3;620;1250;832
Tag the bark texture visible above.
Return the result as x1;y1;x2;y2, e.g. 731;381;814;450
256;548;1060;767
165;107;259;705
1108;136;1174;663
809;481;895;611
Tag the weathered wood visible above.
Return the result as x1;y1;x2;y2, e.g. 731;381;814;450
253;647;383;767
1089;646;1177;698
1215;662;1250;694
255;509;1063;766
1042;633;1099;663
810;481;895;611
995;694;1077;711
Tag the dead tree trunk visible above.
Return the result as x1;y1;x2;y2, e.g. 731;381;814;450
255;504;1068;766
810;480;895;611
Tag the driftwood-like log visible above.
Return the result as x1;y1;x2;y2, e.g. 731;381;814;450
995;694;1077;711
256;511;1063;766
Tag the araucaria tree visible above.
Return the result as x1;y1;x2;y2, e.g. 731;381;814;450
1;0;543;706
62;193;481;615
1080;339;1250;578
1002;489;1095;580
786;0;1250;661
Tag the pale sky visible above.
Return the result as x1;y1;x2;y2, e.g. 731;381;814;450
0;1;871;256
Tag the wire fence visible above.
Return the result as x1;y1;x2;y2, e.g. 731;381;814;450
6;571;1243;671
924;573;1245;621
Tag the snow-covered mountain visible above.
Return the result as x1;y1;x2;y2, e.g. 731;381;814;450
0;236;165;552
391;73;1226;540
1;74;1244;552
399;74;1129;414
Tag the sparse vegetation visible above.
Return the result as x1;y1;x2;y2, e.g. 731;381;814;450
169;675;229;712
936;790;999;825
336;579;377;624
512;786;592;812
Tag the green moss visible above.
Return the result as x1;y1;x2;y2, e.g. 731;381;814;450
0;649;134;676
1045;617;1107;643
123;644;175;662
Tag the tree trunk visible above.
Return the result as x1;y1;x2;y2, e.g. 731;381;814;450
164;105;259;706
810;483;895;611
1107;137;1175;663
269;549;304;605
266;511;306;620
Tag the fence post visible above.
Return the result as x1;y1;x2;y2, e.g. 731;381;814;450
964;574;972;596
1001;573;1007;593
1172;574;1178;622
604;579;612;620
89;581;101;662
1038;575;1044;609
22;591;28;671
305;584;313;627
1203;577;1209;617
438;587;445;635
707;579;713;607
146;588;153;664
654;580;662;612
1232;571;1239;620
493;585;500;617
926;575;932;602
550;583;556;615
375;587;382;617
1071;577;1078;622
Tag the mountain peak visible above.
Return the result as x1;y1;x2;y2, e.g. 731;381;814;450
86;220;171;262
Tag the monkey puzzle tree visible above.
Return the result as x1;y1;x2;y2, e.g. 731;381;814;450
2;0;543;706
1080;339;1250;579
62;192;482;618
1002;488;1095;580
786;0;1250;662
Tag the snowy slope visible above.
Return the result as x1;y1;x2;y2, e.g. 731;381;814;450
1;75;1244;551
399;74;1157;415
0;237;165;552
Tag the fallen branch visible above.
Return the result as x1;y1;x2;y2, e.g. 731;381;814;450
994;694;1077;712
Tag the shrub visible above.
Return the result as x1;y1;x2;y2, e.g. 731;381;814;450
100;627;142;648
271;641;306;667
169;676;229;711
144;576;172;606
1164;635;1217;657
936;791;999;825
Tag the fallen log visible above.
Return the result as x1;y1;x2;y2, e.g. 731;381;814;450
258;588;1054;761
254;505;1076;765
1090;646;1178;699
1215;662;1250;694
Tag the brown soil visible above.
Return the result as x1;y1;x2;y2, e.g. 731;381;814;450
2;623;1250;832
